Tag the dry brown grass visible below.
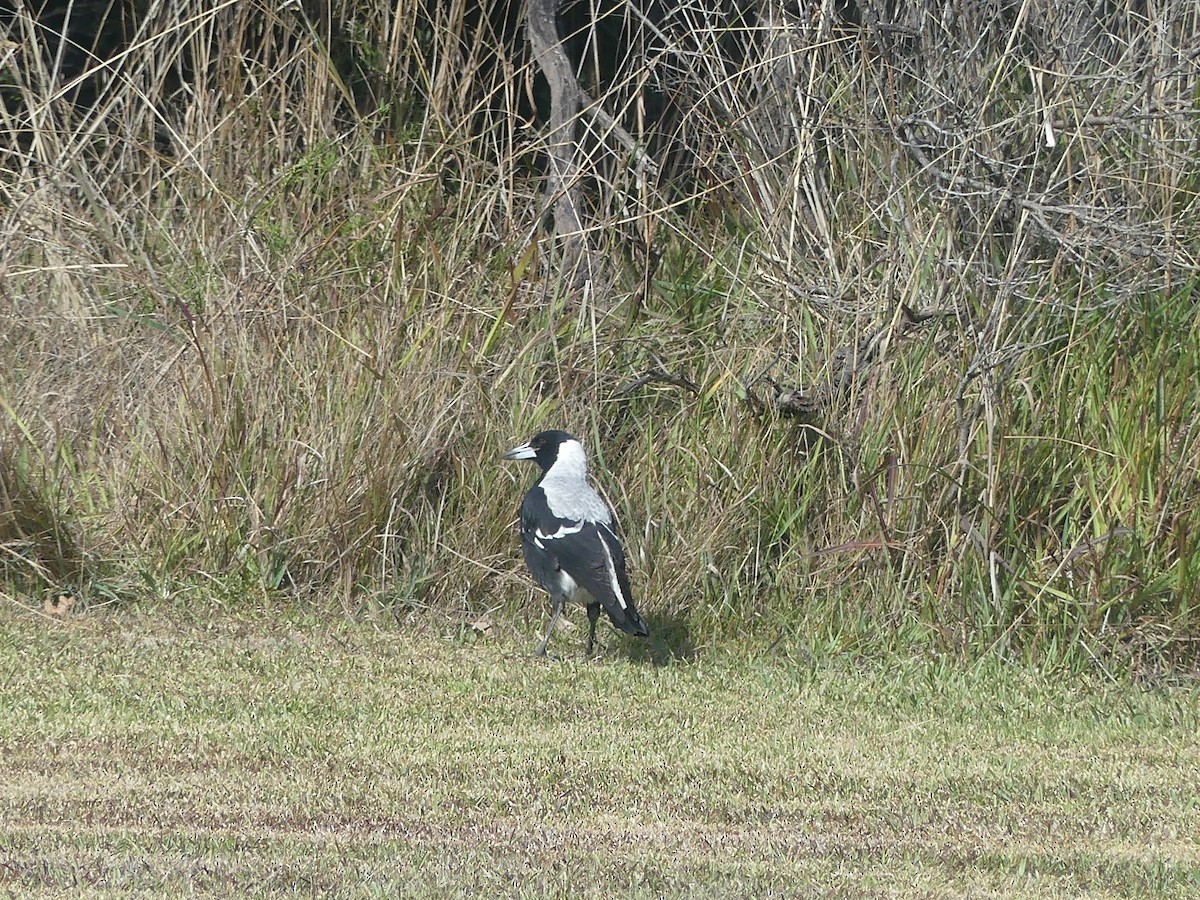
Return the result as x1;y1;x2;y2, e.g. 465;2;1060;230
1;0;1199;666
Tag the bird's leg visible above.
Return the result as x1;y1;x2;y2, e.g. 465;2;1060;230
586;602;600;656
534;597;564;658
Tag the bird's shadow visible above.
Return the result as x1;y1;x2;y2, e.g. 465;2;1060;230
623;611;695;666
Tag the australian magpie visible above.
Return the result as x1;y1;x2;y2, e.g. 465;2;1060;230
502;430;649;656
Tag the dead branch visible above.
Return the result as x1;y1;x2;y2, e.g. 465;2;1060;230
761;304;955;422
525;0;584;272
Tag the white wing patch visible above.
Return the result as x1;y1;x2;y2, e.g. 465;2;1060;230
535;521;585;542
597;531;627;609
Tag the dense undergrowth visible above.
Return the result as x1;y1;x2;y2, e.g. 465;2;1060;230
1;0;1198;673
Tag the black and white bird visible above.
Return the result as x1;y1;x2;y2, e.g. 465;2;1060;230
502;430;649;657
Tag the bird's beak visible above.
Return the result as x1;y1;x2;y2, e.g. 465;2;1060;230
501;442;536;461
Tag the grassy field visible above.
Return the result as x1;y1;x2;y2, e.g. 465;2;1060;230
2;603;1198;898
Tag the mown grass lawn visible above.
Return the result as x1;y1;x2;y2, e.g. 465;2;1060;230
1;604;1198;898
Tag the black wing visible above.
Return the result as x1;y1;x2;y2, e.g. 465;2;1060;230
518;486;579;601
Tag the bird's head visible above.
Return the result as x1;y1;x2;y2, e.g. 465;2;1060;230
502;429;582;474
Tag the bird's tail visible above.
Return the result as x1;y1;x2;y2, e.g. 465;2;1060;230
613;603;650;638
